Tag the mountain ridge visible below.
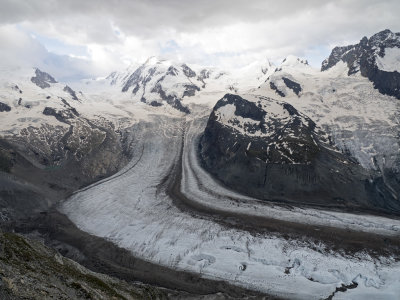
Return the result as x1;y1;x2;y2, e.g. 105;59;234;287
321;29;400;99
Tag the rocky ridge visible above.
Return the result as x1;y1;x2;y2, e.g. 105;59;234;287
200;94;400;213
321;29;400;99
0;230;168;299
30;68;58;89
100;56;274;112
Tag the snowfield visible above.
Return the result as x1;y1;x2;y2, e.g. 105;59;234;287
376;47;400;72
257;61;400;171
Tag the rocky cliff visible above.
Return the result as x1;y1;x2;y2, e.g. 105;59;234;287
200;94;400;214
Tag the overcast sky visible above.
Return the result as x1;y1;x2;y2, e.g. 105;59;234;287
0;0;399;82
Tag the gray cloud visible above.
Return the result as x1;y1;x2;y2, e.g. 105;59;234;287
0;0;399;81
0;0;327;33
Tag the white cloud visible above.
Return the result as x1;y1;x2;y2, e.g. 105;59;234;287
0;24;107;81
0;24;45;67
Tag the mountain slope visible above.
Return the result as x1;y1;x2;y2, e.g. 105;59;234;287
199;30;400;214
200;94;399;213
0;68;131;223
0;230;167;299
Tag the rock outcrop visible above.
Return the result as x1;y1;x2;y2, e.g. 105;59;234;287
322;29;400;99
0;230;167;299
31;68;57;89
200;94;400;214
0;102;11;112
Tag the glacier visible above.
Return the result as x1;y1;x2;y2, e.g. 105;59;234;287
61;106;400;299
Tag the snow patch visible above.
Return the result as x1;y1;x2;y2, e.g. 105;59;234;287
376;47;400;72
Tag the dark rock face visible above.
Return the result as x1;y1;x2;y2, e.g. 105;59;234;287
43;107;68;123
122;65;158;94
121;65;145;92
282;77;302;96
63;85;79;101
150;100;163;107
270;82;285;97
321;44;356;71
196;69;210;88
181;64;196;78
199;69;210;80
167;66;179;76
200;94;400;214
0;102;11;112
150;82;191;113
364;63;400;99
43;105;78;124
0;115;131;223
322;29;400;99
182;84;200;98
30;69;57;89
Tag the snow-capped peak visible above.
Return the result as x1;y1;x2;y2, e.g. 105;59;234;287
280;55;309;68
321;29;400;99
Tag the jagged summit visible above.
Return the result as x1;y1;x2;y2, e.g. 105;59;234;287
321;29;400;99
369;29;400;47
31;68;57;89
114;57;203;113
321;29;400;72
